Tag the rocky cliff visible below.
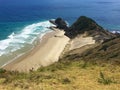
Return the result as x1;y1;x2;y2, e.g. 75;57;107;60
67;16;116;42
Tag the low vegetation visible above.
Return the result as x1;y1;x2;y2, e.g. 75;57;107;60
98;71;117;85
0;59;120;90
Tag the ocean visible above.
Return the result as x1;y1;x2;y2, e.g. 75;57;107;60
0;0;120;66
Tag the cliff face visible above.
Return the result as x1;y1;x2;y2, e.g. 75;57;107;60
67;16;116;42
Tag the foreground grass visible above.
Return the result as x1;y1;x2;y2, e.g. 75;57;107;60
0;60;120;90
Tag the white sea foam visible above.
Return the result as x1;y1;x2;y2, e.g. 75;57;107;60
0;20;55;57
111;30;120;34
8;32;15;39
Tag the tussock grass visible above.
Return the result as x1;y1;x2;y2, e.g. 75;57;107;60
0;60;120;90
98;71;117;85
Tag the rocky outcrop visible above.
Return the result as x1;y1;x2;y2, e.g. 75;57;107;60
50;18;68;30
55;18;68;29
67;16;116;42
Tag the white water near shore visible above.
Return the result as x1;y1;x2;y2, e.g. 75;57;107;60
0;20;55;67
111;30;120;34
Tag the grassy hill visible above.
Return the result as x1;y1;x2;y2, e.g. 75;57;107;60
0;59;120;90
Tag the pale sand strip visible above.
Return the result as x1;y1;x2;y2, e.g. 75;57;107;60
3;29;70;72
69;35;95;50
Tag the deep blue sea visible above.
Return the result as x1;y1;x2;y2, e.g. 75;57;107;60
0;0;120;66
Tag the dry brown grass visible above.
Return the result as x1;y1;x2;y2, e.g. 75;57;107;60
0;60;120;90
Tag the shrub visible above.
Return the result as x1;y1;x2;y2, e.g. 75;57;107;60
98;72;116;85
0;68;6;73
81;61;88;69
61;78;71;84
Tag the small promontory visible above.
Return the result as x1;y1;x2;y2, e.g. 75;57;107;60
67;16;116;42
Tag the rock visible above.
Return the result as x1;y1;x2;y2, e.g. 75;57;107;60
55;18;68;29
49;20;56;25
68;16;117;42
50;16;117;43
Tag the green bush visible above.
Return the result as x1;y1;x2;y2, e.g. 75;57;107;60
81;61;88;69
0;68;6;73
98;72;116;85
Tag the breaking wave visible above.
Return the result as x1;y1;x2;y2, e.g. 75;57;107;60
0;20;55;67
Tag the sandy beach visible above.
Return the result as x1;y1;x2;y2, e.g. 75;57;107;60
3;28;70;72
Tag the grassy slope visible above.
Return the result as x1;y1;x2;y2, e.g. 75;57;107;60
63;37;120;65
0;59;120;90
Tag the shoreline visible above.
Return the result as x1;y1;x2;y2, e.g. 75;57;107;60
0;20;55;67
1;30;54;68
3;28;70;72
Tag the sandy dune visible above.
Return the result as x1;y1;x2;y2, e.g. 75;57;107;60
69;35;95;50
